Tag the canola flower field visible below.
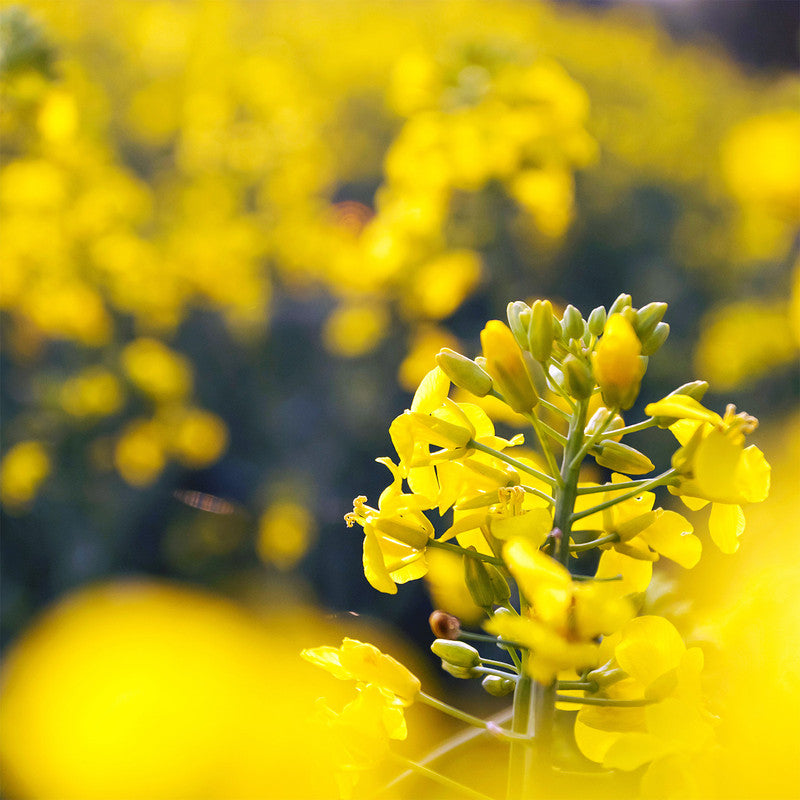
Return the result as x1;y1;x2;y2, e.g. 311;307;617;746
0;2;798;798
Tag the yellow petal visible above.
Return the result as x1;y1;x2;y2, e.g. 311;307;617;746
708;503;745;554
645;396;722;427
641;510;701;568
614;617;685;689
363;530;397;594
596;548;652;594
410;367;450;413
602;731;669;771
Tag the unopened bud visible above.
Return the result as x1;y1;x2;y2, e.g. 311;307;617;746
635;302;668;342
585;407;625;443
586;660;627;689
592;314;646;410
522;351;548;396
616;510;658;542
641;322;669;356
484;562;511;604
481;674;515;697
507;301;532;351
429;610;461;640
587;306;607;336
481;320;539;413
441;661;479;679
528;299;555;362
562;304;585;341
431;639;481;668
594;441;654;474
464;548;496;609
563;354;594;400
608;294;632;317
436;348;493;397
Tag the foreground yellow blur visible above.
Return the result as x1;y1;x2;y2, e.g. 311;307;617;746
0;581;363;799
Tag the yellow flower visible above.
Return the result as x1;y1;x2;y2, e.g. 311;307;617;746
345;459;434;594
0;441;51;512
113;419;166;487
60;367;124;418
592;314;647;410
316;684;408;800
480;320;539;414
487;540;632;684
650;402;771;553
573;617;714;776
121;338;193;402
300;638;420;705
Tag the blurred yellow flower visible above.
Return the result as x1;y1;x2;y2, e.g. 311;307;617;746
60;367;124;418
113;419;166;487
120;338;193;402
164;407;228;469
256;499;316;570
0;441;51;512
322;302;389;357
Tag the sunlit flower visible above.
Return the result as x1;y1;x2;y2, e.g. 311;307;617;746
592;314;646;410
0;440;51;512
300;637;420;704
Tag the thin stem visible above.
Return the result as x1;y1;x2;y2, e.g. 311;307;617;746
557;680;598;692
506;669;534;800
571;469;678;522
576;478;655;495
524;411;562;480
468;439;557;487
521;484;555;505
545;370;577;412
554;694;653;707
418;693;529;742
428;537;505;566
481;657;519;673
569;533;620;553
475;665;519;681
388;753;498;800
538;397;571;422
612;418;658;437
569;410;614;472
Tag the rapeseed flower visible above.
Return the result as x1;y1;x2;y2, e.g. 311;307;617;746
592;314;647;410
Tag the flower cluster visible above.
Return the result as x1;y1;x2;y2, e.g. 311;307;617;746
308;296;770;798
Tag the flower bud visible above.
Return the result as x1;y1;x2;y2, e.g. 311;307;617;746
481;674;515;697
435;348;493;397
429;610;461;639
587;306;607;336
615;510;658;542
562;304;585;341
484;562;511;604
528;299;555;362
464;548;496;609
594;441;655;474
522;351;548;396
634;302;668;341
441;661;479;679
586;660;627;689
585;407;625;443
562;354;594;400
407;410;473;450
608;293;632;317
431;639;481;668
591;314;646;410
651;381;711;428
507;301;532;351
640;322;670;356
481;320;539;413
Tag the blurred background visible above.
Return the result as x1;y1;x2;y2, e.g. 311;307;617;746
0;1;798;798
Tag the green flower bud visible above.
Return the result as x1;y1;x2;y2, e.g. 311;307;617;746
464;548;496;609
608;293;632;317
641;322;669;356
634;302;668;341
586;660;627;689
621;306;638;328
441;661;479;679
436;348;494;397
652;380;710;428
431;639;481;668
594;441;655;474
481;674;515;697
528;299;555;362
587;306;607;336
522;351;548;396
562;304;585;341
616;510;658;542
585;407;624;441
562;354;594;400
484;562;511;604
507;301;532;351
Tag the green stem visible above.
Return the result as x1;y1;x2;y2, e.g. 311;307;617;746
557;680;598;692
481;657;519;672
571;469;677;522
428;537;505;566
468;440;557;487
523;411;562;480
388;753;498;800
538;397;571;422
506;668;534;800
569;410;614;472
612;418;657;437
521;484;556;505
475;665;519;681
576;478;655;495
553;694;653;707
417;693;529;742
569;533;620;553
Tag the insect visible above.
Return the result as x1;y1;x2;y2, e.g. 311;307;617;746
172;489;238;516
